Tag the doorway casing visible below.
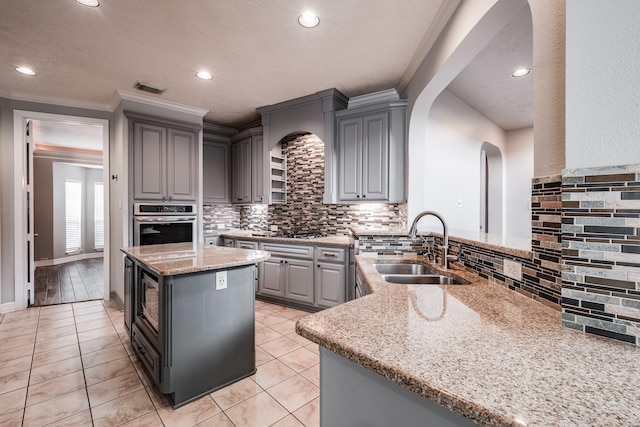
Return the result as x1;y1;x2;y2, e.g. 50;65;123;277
13;110;110;310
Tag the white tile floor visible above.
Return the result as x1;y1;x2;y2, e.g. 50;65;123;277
0;299;320;426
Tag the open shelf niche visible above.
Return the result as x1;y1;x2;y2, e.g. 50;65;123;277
270;142;286;204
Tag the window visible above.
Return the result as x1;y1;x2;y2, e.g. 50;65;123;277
65;180;82;253
94;182;104;249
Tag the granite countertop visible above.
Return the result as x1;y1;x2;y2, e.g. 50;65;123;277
296;254;640;426
121;242;270;276
220;230;355;247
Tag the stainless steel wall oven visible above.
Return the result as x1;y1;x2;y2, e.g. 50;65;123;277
133;203;196;246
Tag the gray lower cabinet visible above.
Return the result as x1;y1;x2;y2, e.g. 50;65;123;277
259;243;315;305
315;247;347;308
256;241;349;309
132;119;198;202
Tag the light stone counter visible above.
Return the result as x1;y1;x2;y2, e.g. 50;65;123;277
296;254;640;426
121;242;270;276
220;230;355;247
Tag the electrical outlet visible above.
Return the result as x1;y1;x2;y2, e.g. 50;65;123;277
503;259;522;281
270;225;278;232
216;271;227;290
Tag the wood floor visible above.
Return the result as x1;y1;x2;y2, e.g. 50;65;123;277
33;258;104;306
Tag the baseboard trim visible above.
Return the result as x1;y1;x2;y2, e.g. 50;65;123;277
35;252;103;267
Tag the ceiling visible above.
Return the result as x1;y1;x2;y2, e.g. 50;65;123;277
1;0;532;147
447;5;533;131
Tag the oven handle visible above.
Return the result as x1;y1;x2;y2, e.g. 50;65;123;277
135;216;196;222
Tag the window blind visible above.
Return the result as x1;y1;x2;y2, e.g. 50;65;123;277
94;182;104;249
65;180;82;253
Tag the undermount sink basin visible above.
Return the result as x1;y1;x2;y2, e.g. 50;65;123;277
373;263;434;275
381;274;463;285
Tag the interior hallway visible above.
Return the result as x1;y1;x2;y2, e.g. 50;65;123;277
33;258;104;306
0;299;319;426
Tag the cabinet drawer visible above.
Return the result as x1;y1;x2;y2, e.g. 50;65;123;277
236;240;258;250
131;323;161;384
315;247;346;263
222;238;235;247
260;243;314;259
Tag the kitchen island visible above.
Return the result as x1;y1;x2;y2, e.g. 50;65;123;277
296;254;640;426
121;242;270;408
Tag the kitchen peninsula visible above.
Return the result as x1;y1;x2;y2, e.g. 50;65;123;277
296;255;640;426
121;242;270;408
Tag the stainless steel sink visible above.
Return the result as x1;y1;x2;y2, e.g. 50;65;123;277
381;274;463;285
373;263;434;275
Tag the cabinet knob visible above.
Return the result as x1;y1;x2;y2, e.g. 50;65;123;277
362;194;366;198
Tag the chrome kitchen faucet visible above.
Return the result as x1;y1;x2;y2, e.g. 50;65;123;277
408;210;455;269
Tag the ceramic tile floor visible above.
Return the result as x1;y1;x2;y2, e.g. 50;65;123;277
0;299;320;426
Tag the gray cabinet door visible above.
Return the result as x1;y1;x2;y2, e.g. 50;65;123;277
362;112;389;200
316;262;346;308
284;259;315;304
231;138;252;203
338;117;362;201
133;121;166;200
260;257;285;297
167;128;197;201
251;135;264;203
203;141;230;203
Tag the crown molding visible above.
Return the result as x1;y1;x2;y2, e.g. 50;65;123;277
112;90;208;118
0;90;112;112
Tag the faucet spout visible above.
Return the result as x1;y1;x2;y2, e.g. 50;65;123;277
408;211;450;269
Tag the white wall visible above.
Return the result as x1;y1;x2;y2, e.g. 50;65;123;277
417;90;506;232
566;0;640;169
505;127;533;239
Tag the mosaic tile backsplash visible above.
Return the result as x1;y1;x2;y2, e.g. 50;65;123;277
203;133;406;235
561;164;640;345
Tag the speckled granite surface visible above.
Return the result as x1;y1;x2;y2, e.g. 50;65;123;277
220;230;355;247
121;242;270;276
296;254;640;426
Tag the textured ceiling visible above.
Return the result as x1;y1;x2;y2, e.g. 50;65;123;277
1;0;533;147
447;5;533;131
0;0;455;128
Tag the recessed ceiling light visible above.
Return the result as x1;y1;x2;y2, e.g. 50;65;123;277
298;11;319;28
196;71;213;80
511;68;532;78
16;67;37;76
74;0;100;6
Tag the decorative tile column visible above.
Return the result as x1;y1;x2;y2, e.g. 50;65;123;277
561;164;640;345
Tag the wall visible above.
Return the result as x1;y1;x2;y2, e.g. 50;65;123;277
51;163;102;260
560;0;640;345
565;0;640;169
0;97;113;310
505;127;534;239
420;89;508;233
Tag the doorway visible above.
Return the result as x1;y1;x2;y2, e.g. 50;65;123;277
13;111;110;309
480;141;503;235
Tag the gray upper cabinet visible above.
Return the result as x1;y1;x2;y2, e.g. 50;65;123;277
202;139;230;204
231;128;263;204
231;137;252;203
335;95;407;203
133;119;198;202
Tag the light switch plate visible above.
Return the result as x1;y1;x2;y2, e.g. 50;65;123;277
216;271;227;290
503;259;522;281
270;225;278;232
